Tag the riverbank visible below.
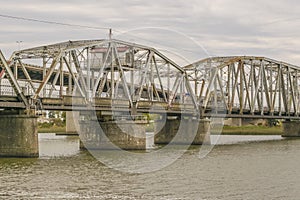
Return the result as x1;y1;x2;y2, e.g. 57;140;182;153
221;125;283;135
38;126;66;133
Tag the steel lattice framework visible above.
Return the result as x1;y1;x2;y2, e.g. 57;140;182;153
186;56;300;119
0;39;198;113
1;39;300;119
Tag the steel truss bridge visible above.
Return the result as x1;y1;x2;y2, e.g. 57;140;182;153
0;39;299;119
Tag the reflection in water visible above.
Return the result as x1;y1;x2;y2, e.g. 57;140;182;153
0;133;299;199
39;133;80;158
211;135;283;145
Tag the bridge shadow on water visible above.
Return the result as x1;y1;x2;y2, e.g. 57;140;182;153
36;133;298;158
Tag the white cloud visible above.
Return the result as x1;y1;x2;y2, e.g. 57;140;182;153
0;0;299;65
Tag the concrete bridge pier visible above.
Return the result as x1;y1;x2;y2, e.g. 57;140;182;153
79;112;147;150
0;111;38;157
282;121;300;137
154;116;211;145
65;111;79;134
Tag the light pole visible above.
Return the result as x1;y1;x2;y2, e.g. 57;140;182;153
16;41;23;51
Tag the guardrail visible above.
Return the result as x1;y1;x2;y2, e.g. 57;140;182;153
0;84;16;96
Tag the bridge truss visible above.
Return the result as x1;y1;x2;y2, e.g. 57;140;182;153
186;56;300;119
0;39;197;114
1;39;300;119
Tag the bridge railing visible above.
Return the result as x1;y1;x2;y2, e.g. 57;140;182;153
0;84;16;96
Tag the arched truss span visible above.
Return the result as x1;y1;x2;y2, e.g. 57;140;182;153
3;39;198;113
2;41;300;119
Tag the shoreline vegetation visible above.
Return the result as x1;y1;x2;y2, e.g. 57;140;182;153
38;124;283;136
38;112;283;135
220;125;283;135
38;120;66;133
38;126;66;133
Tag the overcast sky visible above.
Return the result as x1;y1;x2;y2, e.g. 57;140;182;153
1;0;300;66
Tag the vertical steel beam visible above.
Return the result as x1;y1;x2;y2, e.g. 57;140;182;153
86;47;91;98
251;64;262;113
278;65;282;115
288;67;296;113
227;64;231;111
60;57;64;97
167;63;170;102
42;56;47;97
239;61;244;114
184;74;198;111
269;63;274;113
110;45;115;99
68;53;72;95
280;64;288;113
230;63;240;113
262;60;271;111
130;70;134;98
180;77;184;104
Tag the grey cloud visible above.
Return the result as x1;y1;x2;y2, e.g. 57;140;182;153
0;0;300;65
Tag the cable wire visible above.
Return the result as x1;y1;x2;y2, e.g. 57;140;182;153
0;14;110;30
0;13;205;56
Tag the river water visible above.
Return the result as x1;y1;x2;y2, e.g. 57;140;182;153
0;133;299;199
